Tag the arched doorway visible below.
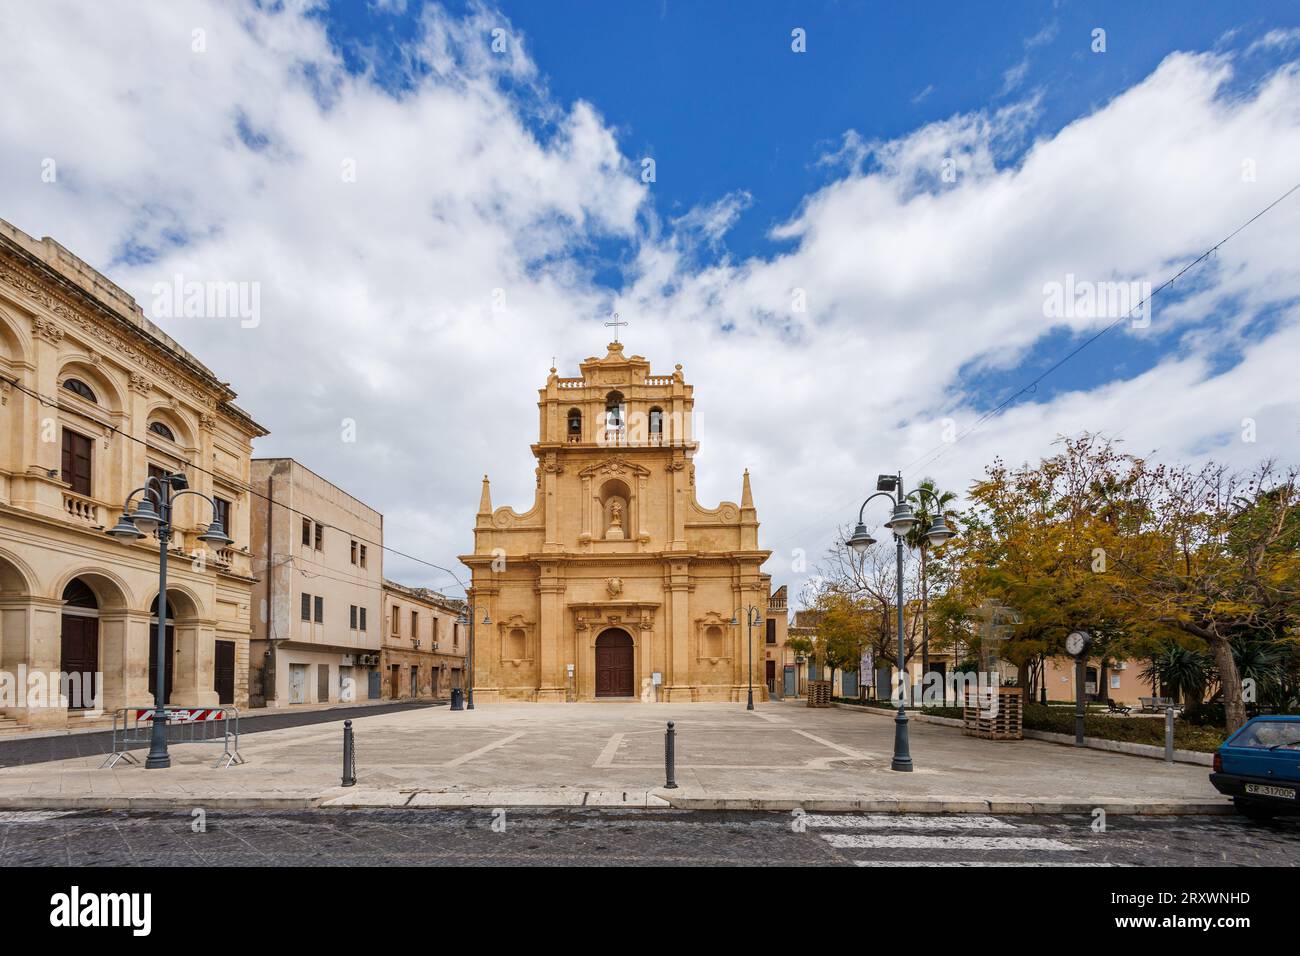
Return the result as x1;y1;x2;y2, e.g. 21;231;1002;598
594;628;634;698
148;595;177;705
60;579;99;710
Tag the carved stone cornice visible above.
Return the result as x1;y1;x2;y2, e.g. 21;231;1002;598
32;316;63;344
1;259;219;410
128;372;152;396
578;456;652;480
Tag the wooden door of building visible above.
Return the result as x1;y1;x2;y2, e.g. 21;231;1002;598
146;625;175;705
214;640;235;705
594;629;634;698
59;614;98;709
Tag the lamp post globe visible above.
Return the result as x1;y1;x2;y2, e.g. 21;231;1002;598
847;523;876;554
884;501;917;537
106;472;231;770
130;497;161;534
924;514;955;547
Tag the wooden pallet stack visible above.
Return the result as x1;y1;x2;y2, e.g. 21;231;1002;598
806;680;833;708
962;687;1024;739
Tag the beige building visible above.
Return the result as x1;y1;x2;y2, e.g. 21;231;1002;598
460;340;773;703
761;582;791;697
0;219;266;728
379;580;466;700
1042;656;1155;707
249;459;382;706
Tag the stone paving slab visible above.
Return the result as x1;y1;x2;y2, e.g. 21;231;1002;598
0;700;1232;814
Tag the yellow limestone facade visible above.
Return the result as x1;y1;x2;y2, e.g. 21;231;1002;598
460;342;772;703
0;219;266;727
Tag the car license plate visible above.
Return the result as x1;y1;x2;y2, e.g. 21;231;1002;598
1245;783;1296;799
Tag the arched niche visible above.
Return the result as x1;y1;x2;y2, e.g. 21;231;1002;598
598;477;631;541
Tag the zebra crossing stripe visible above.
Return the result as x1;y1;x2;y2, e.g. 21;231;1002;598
804;814;1015;830
0;810;77;823
821;834;1078;851
853;860;1119;867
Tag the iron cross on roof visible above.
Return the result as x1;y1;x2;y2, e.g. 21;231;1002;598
605;312;628;343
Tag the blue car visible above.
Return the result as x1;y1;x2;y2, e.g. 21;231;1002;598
1210;715;1300;819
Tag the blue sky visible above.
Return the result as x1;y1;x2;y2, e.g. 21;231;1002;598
316;1;1300;255
311;0;1300;414
2;1;1299;593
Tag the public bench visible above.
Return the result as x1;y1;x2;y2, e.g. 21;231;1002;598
1138;696;1175;713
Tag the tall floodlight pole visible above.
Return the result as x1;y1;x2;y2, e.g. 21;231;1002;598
847;475;955;773
731;605;763;710
106;472;232;769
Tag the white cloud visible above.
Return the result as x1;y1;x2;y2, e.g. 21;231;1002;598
1;4;1298;602
1001;57;1030;95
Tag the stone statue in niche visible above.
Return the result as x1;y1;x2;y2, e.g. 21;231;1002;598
606;498;625;540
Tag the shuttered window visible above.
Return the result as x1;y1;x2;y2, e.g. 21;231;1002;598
60;429;93;496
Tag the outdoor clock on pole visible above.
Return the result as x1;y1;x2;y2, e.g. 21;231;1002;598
1067;630;1092;746
1066;630;1091;657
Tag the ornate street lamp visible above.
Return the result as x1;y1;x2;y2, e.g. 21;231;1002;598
730;604;764;711
454;605;491;710
106;471;232;769
848;473;956;772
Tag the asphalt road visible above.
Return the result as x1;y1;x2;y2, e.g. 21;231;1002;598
0;701;439;768
0;808;1296;866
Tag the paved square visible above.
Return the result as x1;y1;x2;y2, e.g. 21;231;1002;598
0;701;1227;813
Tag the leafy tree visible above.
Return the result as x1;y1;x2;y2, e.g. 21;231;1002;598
1108;461;1300;731
936;435;1148;704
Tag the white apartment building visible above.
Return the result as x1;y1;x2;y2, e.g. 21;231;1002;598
249;458;382;706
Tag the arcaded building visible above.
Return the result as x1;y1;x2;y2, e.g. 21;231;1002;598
460;340;772;703
0;219;266;727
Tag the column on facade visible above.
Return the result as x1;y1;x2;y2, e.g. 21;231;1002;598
24;326;64;517
124;377;151;514
2;597;66;728
542;458;561;553
665;559;691;701
535;561;565;701
580;474;592;542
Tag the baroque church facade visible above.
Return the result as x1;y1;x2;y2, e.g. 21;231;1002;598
460;341;773;702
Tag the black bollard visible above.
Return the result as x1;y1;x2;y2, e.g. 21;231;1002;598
342;719;356;787
664;721;679;789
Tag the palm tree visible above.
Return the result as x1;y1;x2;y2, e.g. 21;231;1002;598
1230;640;1287;708
906;478;958;690
1140;644;1213;706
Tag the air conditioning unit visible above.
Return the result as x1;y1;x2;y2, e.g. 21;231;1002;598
359;654;379;666
412;639;421;649
1113;662;1127;671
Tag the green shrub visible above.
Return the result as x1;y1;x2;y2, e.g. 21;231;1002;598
1022;704;1228;752
920;706;964;719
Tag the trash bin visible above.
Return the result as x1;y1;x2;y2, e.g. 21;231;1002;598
450;687;464;711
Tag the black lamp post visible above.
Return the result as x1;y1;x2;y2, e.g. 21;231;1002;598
847;474;955;773
730;604;763;710
454;604;491;711
105;471;232;769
